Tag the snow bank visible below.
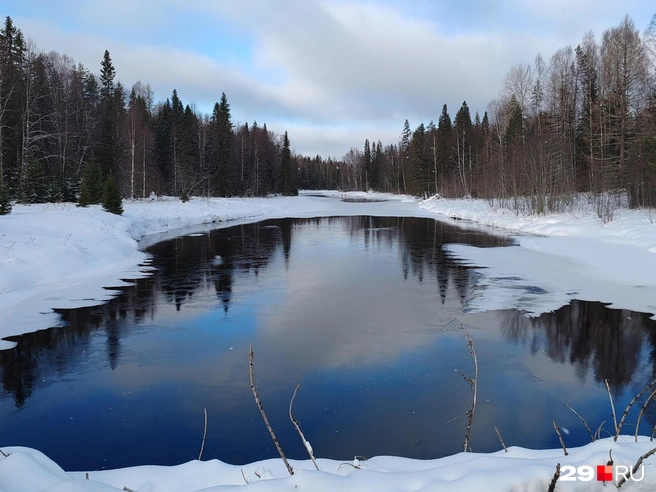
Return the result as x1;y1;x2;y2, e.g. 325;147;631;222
419;196;656;318
2;437;655;491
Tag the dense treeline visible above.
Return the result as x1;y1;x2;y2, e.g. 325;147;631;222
2;14;656;213
0;16;297;213
323;14;656;213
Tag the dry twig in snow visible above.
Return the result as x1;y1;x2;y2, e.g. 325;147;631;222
553;420;568;456
635;387;656;442
198;407;208;460
249;344;294;476
494;426;508;452
289;384;320;470
564;403;594;442
616;447;656;488
547;463;561;492
605;379;618;435
444;309;478;453
616;379;656;441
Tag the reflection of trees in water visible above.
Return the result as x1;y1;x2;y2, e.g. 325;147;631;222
0;223;287;406
0;289;145;406
390;216;508;303
502;301;655;392
0;217;505;407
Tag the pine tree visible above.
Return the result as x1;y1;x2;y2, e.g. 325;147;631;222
0;173;11;215
102;172;123;215
78;161;104;206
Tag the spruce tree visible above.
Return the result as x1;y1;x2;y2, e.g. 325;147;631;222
78;161;104;206
102;172;123;215
97;50;119;177
210;92;234;196
279;131;296;195
0;174;11;215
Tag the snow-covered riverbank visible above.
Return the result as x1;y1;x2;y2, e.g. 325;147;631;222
2;437;656;491
420;196;656;319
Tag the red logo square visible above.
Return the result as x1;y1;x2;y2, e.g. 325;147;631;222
597;465;613;482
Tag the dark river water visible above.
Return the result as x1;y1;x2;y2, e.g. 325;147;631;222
1;216;656;471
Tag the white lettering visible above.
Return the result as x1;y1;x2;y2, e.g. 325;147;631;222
630;466;645;482
560;465;577;481
615;465;629;484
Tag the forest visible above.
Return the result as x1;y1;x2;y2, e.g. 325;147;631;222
334;14;656;215
1;13;656;214
0;16;296;213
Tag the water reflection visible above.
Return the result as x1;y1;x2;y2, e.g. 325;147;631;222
0;217;655;471
502;302;654;393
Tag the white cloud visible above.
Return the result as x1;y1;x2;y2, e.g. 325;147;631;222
9;0;656;158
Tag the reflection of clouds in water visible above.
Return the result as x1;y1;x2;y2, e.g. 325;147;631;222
257;250;452;370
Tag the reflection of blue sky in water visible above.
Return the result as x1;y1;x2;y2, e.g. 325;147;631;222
1;217;655;471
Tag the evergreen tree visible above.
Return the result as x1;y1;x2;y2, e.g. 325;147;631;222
454;101;473;195
154;98;173;186
437;104;453;191
97;50;120;177
78;161;104;206
0;173;10;214
102;171;123;215
411;123;429;197
399;119;412;193
210;92;234;196
362;139;371;190
18;156;47;204
279;131;296;195
0;17;26;195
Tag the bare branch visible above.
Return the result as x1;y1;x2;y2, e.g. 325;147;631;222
249;345;294;476
616;379;656;441
564;403;594;442
616;447;656;488
605;379;618;435
494;426;508;452
547;463;561;492
553;420;568;456
635;387;656;442
289;384;320;471
444;309;478;452
198;408;208;460
595;420;607;441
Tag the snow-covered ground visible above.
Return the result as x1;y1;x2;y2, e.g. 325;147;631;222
420;195;656;319
1;436;655;491
3;191;656;491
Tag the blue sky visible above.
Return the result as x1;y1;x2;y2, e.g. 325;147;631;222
4;0;654;158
